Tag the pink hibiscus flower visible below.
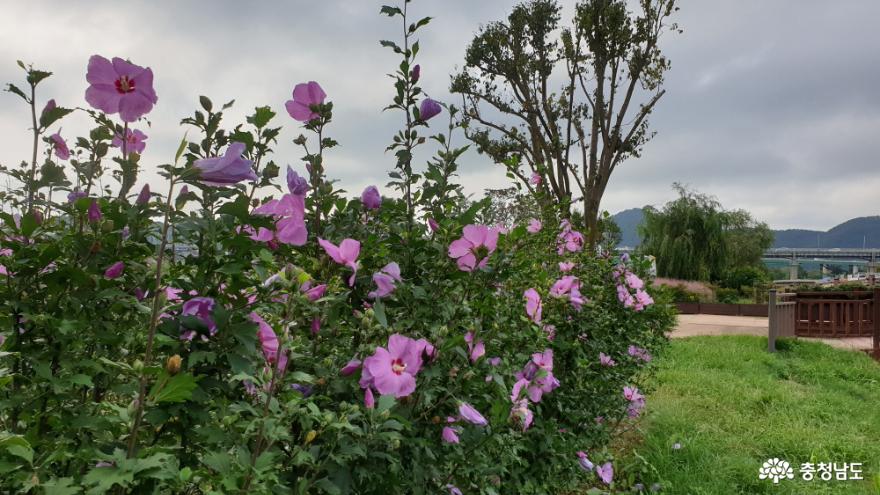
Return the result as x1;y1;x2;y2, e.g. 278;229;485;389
448;224;499;272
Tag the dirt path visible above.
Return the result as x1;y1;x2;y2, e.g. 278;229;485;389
670;314;873;352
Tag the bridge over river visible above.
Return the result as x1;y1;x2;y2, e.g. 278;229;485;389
763;248;879;279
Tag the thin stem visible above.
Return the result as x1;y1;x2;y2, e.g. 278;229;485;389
27;82;38;213
126;173;177;458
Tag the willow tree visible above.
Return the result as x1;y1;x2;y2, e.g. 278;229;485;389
639;184;773;281
452;0;678;246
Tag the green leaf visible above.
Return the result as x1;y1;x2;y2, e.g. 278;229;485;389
39;105;74;129
175;133;189;163
379;40;403;54
0;434;33;464
379;5;402;16
5;83;29;102
247;105;276;129
26;69;52;85
150;373;198;403
42;477;82;495
199;95;213;112
376;394;396;413
373;301;388;328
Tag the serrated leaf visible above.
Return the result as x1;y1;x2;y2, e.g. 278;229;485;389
5;84;28;103
379;5;402;16
150;372;198;403
39;106;73;129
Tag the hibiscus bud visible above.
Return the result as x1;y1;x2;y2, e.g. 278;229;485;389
166;355;182;375
305;430;317;444
88;200;102;223
410;64;421;83
316;377;326;386
431;416;441;424
136;184;150;205
449;366;459;378
293;134;307;145
133;359;144;372
361;185;381;210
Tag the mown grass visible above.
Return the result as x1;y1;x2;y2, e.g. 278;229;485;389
624;336;880;494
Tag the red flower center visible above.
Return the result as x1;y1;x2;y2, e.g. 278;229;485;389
391;358;407;375
115;76;136;94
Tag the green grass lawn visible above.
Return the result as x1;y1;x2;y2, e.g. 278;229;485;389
626;336;880;494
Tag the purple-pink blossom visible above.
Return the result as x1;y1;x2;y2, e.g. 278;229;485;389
340;359;362;376
253;193;308;246
285;81;326;122
448;225;499;272
103;261;124;279
287;166;309;195
250;312;288;372
111;128;148;156
524;288;542;323
49;132;70;160
181;296;217;341
511;349;559;404
556;220;585;255
458;402;488;426
624;385;646;417
419;98;442;121
85;55;158;122
576;451;594;471
599;352;616;367
368;262;401;299
194;142;257;186
360;334;432;398
302;282;327;302
441;426;460;444
529;172;541;185
464;331;485;363
361;185;381;210
88;200;102;223
319;238;360;286
526;218;542;233
427;217;439;232
627;345;652;362
596;462;614;485
559;261;575;272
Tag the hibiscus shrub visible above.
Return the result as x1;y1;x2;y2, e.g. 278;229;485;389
0;3;674;493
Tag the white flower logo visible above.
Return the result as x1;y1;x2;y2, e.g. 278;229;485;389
758;458;795;484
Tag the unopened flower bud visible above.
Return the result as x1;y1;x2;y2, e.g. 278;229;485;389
166;355;182;375
133;359;144;372
305;430;317;444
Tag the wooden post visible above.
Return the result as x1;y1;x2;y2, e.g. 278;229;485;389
873;288;879;355
768;289;777;352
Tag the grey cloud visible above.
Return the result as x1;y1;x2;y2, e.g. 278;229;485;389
1;1;878;230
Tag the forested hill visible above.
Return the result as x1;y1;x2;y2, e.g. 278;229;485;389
611;210;880;249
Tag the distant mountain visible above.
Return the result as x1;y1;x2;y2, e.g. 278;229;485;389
611;208;645;247
611;209;880;249
773;216;880;248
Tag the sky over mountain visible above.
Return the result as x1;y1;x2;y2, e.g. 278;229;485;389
1;1;878;230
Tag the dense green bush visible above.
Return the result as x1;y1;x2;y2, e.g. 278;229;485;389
0;3;674;493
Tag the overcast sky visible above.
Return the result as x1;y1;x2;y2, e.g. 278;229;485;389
1;1;878;230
